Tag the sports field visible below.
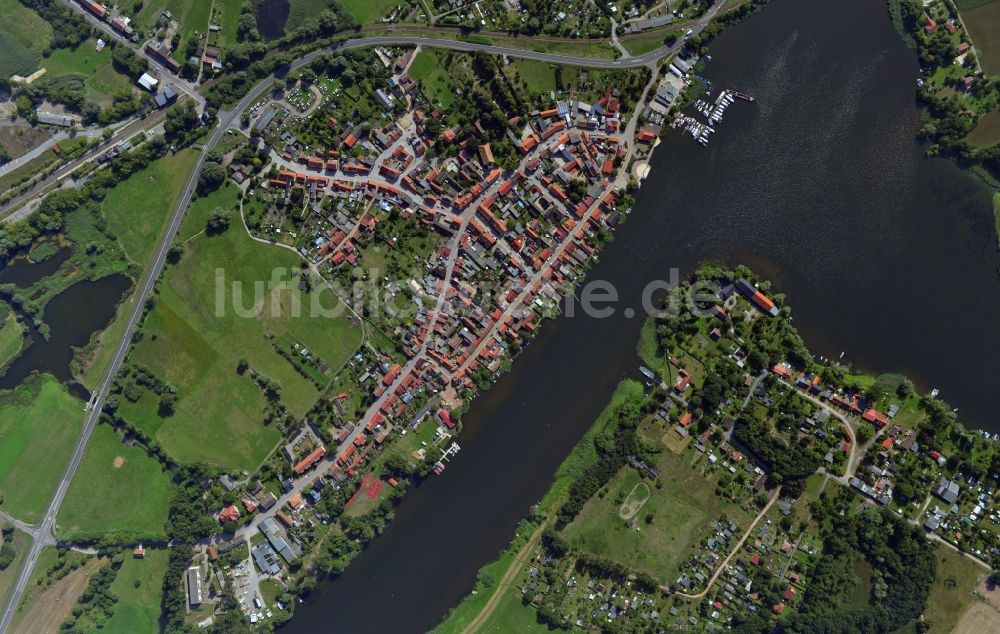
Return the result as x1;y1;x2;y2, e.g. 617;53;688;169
0;375;82;523
57;423;172;540
951;603;1000;634
962;0;1000;74
124;183;362;471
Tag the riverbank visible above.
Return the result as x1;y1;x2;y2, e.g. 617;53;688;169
434;379;646;633
994;192;1000;248
434;264;998;632
0;137;203;392
289;0;1000;629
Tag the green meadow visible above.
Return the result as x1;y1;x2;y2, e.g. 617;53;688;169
0;375;82;523
57;423;173;540
43;39;135;108
0;303;23;371
96;549;170;634
122;183;362;471
101;149;201;265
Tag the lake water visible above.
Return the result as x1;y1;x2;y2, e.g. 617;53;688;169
256;0;290;41
284;0;998;630
0;245;71;288
0;274;131;390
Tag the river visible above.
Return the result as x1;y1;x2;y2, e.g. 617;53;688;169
288;0;1000;630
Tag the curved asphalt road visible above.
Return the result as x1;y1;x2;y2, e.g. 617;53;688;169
337;35;669;68
0;2;725;627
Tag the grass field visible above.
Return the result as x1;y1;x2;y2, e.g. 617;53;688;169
98;549;170;634
561;441;752;584
285;0;340;31
538;380;645;509
436;547;521;634
43;39;135;108
0;375;82;523
0;530;31;616
994;192;1000;249
77;290;134;391
0;32;38;79
116;389;165;437
511;37;618;60
135;0;169;30
621;33;667;57
963;0;1000;74
636;317;667;373
135;0;211;62
0;0;52;53
893;547;988;633
956;0;998;11
0;305;23;370
77;149;200;390
407;49;455;108
475;588;544;632
511;59;558;94
334;0;399;23
57;423;173;540
101;149;200;263
0;127;51;161
970;110;1000;148
123;184;362;471
259;578;283;606
12;552;100;634
214;0;244;47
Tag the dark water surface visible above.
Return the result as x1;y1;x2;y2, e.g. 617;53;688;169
286;0;999;631
0;274;131;389
256;0;290;41
0;245;71;288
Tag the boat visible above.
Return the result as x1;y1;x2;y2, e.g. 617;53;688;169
639;366;657;381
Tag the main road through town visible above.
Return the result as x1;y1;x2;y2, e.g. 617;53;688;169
0;2;726;627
